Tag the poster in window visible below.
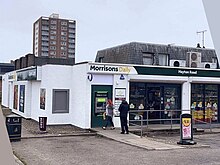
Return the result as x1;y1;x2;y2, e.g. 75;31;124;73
19;85;25;112
114;88;126;117
13;85;18;110
40;88;46;110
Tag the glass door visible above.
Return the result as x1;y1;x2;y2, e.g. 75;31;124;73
164;86;181;124
146;86;162;123
129;82;181;124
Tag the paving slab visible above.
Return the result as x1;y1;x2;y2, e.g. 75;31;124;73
92;128;184;150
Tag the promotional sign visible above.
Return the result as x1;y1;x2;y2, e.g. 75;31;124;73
13;85;18;110
19;85;25;112
39;117;47;131
177;113;196;145
40;88;46;110
114;88;126;117
182;117;192;139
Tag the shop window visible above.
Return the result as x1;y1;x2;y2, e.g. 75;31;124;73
191;84;218;123
143;53;154;65
164;86;181;122
158;54;169;66
129;82;181;124
129;82;146;110
52;89;69;113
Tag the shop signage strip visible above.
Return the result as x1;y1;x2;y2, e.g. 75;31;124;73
134;66;220;77
17;67;37;81
88;64;137;74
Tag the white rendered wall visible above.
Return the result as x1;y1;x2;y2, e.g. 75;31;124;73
113;74;129;127
39;65;73;125
30;81;42;122
182;81;191;114
71;63;115;128
71;64;89;128
2;74;9;107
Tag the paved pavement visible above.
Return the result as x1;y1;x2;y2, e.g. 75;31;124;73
91;127;212;151
93;127;184;150
2;107;220;164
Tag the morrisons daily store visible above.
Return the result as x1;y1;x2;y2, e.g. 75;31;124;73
2;62;220;128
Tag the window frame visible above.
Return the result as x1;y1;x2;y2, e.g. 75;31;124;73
158;53;169;66
52;89;69;113
142;52;154;65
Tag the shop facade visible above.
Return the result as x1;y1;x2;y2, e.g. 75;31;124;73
2;62;220;128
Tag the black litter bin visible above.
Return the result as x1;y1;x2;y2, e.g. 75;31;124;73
5;114;22;141
39;117;47;131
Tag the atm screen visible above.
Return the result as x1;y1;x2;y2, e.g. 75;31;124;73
95;91;108;114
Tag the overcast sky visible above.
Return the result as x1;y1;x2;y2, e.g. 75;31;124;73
0;0;213;63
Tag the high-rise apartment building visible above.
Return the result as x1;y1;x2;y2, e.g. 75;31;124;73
33;13;76;60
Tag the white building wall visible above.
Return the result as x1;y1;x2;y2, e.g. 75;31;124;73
39;65;73;125
24;81;32;118
182;81;191;113
30;81;42;122
113;74;129;127
8;82;13;110
2;74;9;107
70;64;115;128
71;64;89;128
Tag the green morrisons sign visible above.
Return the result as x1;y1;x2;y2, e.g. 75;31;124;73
134;66;220;77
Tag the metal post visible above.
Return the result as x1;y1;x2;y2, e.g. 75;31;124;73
209;116;212;132
147;110;149;128
170;110;173;130
140;115;143;138
192;109;196;127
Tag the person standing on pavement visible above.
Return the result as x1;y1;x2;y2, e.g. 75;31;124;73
118;99;129;134
102;99;115;130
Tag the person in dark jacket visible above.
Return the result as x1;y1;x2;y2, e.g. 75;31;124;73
118;99;129;134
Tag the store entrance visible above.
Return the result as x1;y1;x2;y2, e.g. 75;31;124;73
91;85;113;128
146;86;162;123
129;82;181;125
